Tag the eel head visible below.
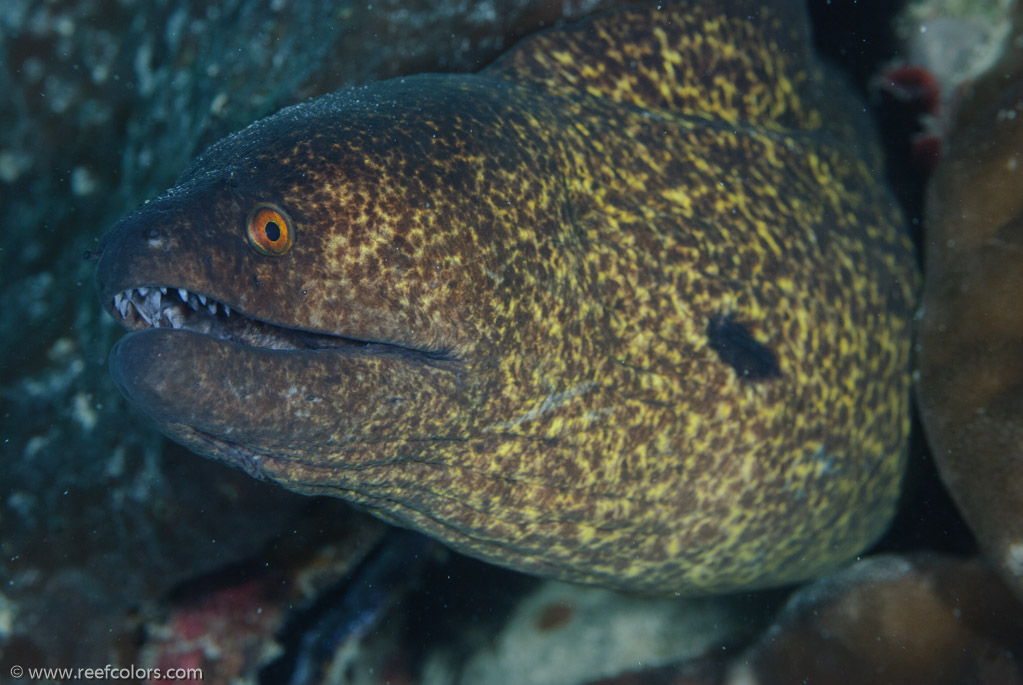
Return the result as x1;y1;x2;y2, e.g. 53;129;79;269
95;78;522;486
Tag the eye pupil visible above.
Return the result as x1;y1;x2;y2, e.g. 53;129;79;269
264;221;281;242
246;202;294;256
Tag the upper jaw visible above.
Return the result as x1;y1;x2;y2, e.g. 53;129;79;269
106;284;461;360
112;286;230;330
95;218;461;358
107;284;367;351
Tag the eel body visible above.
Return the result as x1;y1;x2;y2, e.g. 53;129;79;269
96;0;916;595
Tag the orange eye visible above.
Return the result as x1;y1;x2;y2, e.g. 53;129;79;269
246;203;294;256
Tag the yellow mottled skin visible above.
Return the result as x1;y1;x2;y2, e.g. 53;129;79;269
97;0;916;594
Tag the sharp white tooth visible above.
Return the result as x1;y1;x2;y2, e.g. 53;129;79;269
224;305;231;318
178;288;189;302
147;290;162;319
198;294;207;306
165;308;184;329
207;302;217;316
116;295;129;318
139;287;149;296
135;302;154;326
187;295;199;311
159;287;167;295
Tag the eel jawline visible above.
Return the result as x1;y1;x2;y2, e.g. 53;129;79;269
109;286;391;352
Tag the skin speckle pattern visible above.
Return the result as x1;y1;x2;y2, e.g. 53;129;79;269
96;0;916;595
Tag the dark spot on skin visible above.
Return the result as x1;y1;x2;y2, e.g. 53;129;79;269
252;274;261;289
535;602;574;631
707;314;781;380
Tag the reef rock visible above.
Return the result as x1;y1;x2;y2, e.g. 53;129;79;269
730;554;1023;685
917;4;1023;599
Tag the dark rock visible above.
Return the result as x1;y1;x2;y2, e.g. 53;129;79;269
732;555;1023;685
916;2;1023;600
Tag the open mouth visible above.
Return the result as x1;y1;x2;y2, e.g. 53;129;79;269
109;286;370;350
109;287;456;361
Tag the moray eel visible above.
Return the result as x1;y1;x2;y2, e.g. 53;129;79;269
95;0;916;595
